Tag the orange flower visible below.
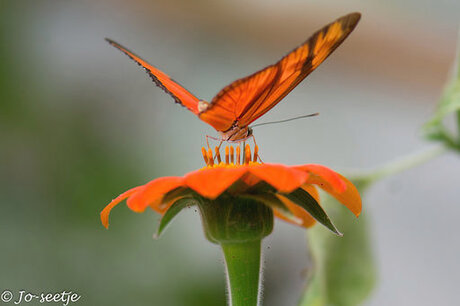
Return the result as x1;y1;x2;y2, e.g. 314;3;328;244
101;145;361;235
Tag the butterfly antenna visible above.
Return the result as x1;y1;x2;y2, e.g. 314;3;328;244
252;112;319;128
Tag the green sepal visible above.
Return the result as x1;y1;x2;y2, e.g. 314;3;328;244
241;191;294;218
161;187;196;204
154;197;198;239
242;182;295;218
283;188;342;236
154;187;199;239
246;181;281;195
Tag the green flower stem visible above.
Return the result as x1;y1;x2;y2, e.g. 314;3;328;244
349;145;447;186
221;241;262;306
197;196;273;306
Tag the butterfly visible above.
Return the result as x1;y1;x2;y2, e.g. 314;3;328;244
106;12;360;143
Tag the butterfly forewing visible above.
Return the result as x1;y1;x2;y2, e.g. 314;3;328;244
199;12;361;130
106;38;201;114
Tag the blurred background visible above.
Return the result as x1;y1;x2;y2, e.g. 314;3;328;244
1;0;459;305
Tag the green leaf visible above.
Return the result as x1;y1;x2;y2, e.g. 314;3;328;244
423;38;460;149
300;189;376;306
423;79;460;135
283;188;341;236
155;197;197;239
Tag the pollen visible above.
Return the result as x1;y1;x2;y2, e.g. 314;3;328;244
201;144;260;168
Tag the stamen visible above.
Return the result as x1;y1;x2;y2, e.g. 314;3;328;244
236;146;241;165
215;146;222;163
245;144;251;164
200;144;260;168
225;146;229;164
201;147;208;165
207;148;214;166
230;146;234;164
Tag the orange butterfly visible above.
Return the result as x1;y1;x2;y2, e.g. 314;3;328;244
107;12;360;143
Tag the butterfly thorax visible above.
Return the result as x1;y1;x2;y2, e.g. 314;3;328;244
198;99;252;142
220;125;253;142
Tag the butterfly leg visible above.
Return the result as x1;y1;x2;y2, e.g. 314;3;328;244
214;140;223;163
206;135;224;163
251;135;258;148
206;135;221;150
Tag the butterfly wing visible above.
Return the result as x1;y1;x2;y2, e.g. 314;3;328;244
198;66;280;131
199;12;361;131
106;38;201;114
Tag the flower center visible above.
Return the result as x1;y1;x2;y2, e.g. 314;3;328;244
201;144;260;167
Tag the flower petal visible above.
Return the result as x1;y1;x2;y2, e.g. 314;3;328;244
297;165;361;217
127;177;184;213
185;167;247;199
297;164;347;193
100;186;143;229
319;174;362;217
249;164;308;193
274;185;319;228
240;172;261;187
304;185;320;202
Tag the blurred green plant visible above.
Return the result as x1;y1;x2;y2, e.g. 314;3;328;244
300;38;460;306
423;37;460;151
300;187;375;306
0;6;227;304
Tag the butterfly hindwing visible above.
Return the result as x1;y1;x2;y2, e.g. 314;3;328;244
106;38;201;114
199;12;361;131
198;65;280;131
